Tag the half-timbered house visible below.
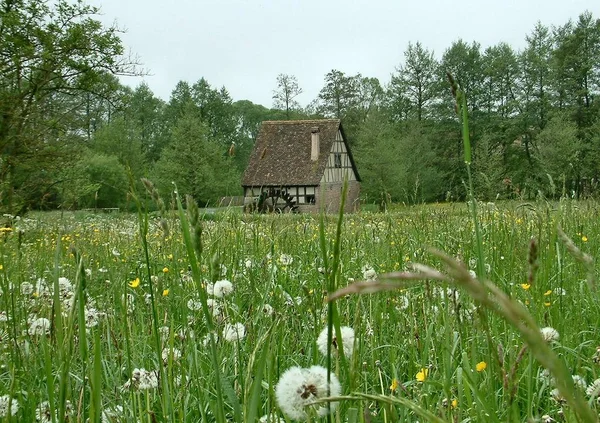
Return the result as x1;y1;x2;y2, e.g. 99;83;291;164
242;119;360;213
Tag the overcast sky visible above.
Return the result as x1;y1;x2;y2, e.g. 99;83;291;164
91;0;600;108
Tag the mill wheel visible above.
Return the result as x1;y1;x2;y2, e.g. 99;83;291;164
256;188;298;213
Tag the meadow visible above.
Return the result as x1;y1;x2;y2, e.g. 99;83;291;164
1;198;600;422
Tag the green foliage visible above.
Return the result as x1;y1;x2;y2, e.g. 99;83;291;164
154;113;240;206
0;0;138;214
59;150;129;209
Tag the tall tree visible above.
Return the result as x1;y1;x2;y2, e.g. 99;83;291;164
389;42;439;121
519;22;554;130
482;42;519;118
0;0;138;214
316;70;359;119
552;12;600;131
272;74;303;118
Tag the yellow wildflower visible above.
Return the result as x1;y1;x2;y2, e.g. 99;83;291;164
390;378;399;392
416;368;428;382
129;278;141;288
0;264;3;270
544;301;551;307
476;361;487;372
163;289;169;296
582;235;588;242
452;399;458;408
162;267;169;273
0;227;13;232
520;283;531;290
544;290;552;296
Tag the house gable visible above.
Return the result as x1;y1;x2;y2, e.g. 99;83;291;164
241;119;360;187
321;129;360;184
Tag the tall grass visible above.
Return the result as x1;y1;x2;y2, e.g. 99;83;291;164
0;195;600;421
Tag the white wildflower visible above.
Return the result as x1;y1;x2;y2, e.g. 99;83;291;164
572;375;587;390
223;323;246;342
187;298;202;311
259;414;285;423
20;282;33;295
101;405;124;423
28;317;51;336
586;378;600;398
35;401;55;423
361;265;377;281
279;254;293;266
540;327;560;343
213;279;234;298
397;295;409;311
261;303;274;316
85;307;106;328
0;395;19;417
245;259;253;269
121;368;159;391
162;347;182;364
275;365;341;420
316;326;355;358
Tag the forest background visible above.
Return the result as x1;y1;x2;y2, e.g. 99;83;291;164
1;0;599;214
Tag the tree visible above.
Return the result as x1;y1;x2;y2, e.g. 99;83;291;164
552;12;600;131
389;42;439;121
482;42;519;118
272;74;303;118
316;70;359;119
0;0;139;214
154;112;240;206
519;22;554;130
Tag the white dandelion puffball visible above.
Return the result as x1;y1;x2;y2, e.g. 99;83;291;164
28;317;51;336
275;365;341;421
540;327;560;342
316;326;355;358
213;279;234;298
279;254;294;266
259;414;285;423
0;395;19;417
361;265;377;281
586;378;600;398
223;322;246;342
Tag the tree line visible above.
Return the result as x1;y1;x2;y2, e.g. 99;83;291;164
1;0;599;214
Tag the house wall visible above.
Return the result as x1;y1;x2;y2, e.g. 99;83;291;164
315;180;361;214
321;130;358;184
243;182;361;214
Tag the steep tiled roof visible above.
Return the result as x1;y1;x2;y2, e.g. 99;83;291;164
242;119;350;186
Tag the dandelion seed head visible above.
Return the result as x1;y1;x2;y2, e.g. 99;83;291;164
213;279;234;298
540;327;560;342
0;395;19;417
316;326;355;358
223;322;246;342
275;365;341;420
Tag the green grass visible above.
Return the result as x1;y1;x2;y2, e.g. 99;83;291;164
1;200;600;422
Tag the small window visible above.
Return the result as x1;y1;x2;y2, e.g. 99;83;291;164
334;153;342;168
306;194;316;205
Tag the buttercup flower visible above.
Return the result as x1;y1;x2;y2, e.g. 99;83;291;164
476;361;487;372
416;368;428;382
275;365;341;420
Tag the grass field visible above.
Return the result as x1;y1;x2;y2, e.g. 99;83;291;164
1;199;600;422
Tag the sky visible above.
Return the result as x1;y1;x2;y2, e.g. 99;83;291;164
91;0;600;108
